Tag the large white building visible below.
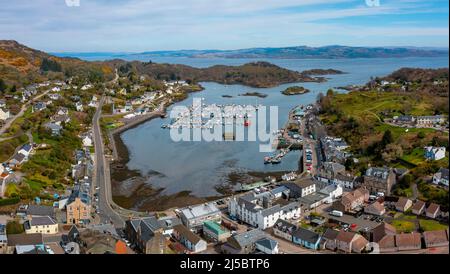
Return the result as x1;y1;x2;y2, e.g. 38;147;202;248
229;191;301;230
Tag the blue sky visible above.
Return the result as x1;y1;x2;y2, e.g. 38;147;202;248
0;0;448;52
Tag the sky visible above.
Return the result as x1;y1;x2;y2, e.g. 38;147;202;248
0;0;448;52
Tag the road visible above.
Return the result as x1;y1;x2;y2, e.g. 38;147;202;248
0;89;51;136
92;96;125;228
92;96;166;227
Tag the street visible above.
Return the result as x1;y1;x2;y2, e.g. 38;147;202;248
92;96;125;228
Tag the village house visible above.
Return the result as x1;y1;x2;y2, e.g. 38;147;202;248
75;101;83;112
423;230;449;248
335;230;368;253
24;216;59;235
24;205;55;219
292;227;322;250
9;153;26;167
395;197;413;212
66;185;91;225
254;238;279;254
48;93;60;100
318;184;343;204
0;99;6;108
32;102;46;113
44;122;63;136
282;177;317;198
395;233;422;251
125;216;181;254
18;143;33;158
411;200;426;216
426;203;440;219
273;219;296;242
433;168;449;186
179;203;221;231
202;221;231;243
172;224;207;253
0;108;10;121
416;115;446;127
332;188;369;213
81;134;93;147
51;114;71;126
364;201;386;216
269;186;290;199
221;229;266;254
229;191;301;229
56;107;69;116
424;146;446;161
362;167;396;196
393;115;415;125
6;233;44;254
322;228;339;251
370;223;397;244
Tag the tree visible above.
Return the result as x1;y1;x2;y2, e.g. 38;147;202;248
10;85;17;93
417;131;426;139
381;143;403;162
0;78;7;93
381;130;394;147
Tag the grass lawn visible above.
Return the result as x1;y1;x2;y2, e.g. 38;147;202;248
419;220;449;232
374;124;436;140
391;220;416;233
400;147;426;165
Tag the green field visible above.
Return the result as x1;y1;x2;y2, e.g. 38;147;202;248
391;220;416;233
419;220;448;232
326;91;435;123
400;147;427;165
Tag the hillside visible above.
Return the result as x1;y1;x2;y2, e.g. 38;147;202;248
118;60;341;88
133;45;448;59
0;40;115;86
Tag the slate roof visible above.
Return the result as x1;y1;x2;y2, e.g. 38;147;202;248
29;216;57;226
26;205;55;217
7;233;43;246
255;238;278;251
173;224;203;244
322;228;339;241
292;227;321;244
229;229;266;250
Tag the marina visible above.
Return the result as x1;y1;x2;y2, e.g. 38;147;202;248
161;99;262;131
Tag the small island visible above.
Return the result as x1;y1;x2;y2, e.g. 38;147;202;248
239;92;268;98
281;86;310;96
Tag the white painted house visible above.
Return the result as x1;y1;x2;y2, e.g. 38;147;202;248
229;191;301;230
424;146;446;161
82;135;93;147
433;168;449;186
0;108;10;121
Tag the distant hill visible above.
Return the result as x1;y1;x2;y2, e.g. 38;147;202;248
133;45;448;59
0;40;115;85
120;60;342;88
